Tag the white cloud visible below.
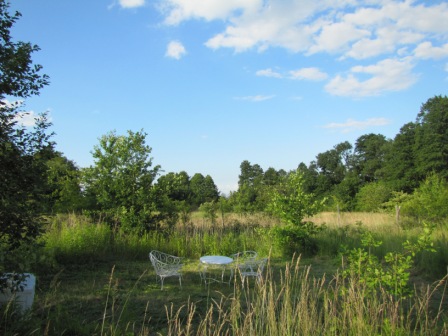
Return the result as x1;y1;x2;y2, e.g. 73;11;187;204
119;0;145;8
414;42;448;60
325;57;417;97
159;1;448;57
309;21;371;54
161;0;261;25
256;68;282;78
323;117;390;133
157;1;448;97
289;67;328;81
234;95;275;102
13;111;38;127
165;40;187;60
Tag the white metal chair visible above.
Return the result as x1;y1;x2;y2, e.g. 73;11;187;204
149;250;183;290
231;251;258;262
237;258;267;284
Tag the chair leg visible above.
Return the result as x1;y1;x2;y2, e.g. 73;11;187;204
160;277;165;290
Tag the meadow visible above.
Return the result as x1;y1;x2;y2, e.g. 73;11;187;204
1;212;447;335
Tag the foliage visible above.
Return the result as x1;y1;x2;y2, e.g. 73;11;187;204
189;173;219;208
355;181;392;212
44;153;85;213
415;95;448;179
199;201;218;225
0;0;51;292
0;0;49;98
82;130;161;233
400;173;448;223
267;170;326;255
341;223;436;298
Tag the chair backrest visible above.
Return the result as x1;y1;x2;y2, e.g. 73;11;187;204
231;250;258;261
238;258;268;275
149;250;182;264
149;250;183;275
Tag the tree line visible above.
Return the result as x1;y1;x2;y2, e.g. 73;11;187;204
230;94;448;217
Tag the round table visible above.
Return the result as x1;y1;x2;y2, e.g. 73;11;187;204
199;256;234;284
200;255;233;265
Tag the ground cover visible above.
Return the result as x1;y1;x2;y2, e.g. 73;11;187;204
1;212;447;335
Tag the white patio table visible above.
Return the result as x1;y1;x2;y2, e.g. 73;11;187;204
199;255;234;284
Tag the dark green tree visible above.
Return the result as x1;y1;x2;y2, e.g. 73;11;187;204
0;0;53;291
156;171;191;202
382;122;419;193
44;153;84;213
316;141;352;187
0;0;51;281
414;95;448;179
189;173;219;208
353;133;389;183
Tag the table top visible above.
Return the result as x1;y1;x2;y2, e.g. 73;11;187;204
200;255;233;265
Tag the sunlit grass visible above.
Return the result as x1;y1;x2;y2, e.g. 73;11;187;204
2;212;447;335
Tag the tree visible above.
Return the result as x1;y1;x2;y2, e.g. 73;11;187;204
316;141;353;187
238;160;264;187
0;0;53;292
0;1;49;98
382;122;419;193
0;0;51;281
234;160;266;212
44;153;84;213
189;173;219;208
156;171;191;202
355;181;392;212
83;130;161;232
414;95;448;179
267;170;326;255
353;134;389;183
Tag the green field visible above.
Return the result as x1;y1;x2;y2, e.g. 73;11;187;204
1;212;447;335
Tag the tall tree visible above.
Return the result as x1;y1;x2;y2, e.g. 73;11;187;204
414;95;448;179
189;173;219;207
353;133;389;183
238;160;264;187
0;0;51;281
382;122;419;192
316;141;352;186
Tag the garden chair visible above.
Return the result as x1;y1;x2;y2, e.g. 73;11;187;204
149;250;183;290
231;250;258;262
237;258;268;284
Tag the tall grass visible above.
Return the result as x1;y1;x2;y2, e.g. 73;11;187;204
43;214;274;265
165;256;448;335
3;212;448;335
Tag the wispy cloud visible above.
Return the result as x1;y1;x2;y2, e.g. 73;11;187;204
234;95;275;102
256;68;282;78
323;117;391;133
119;0;145;8
289;67;328;81
13;111;39;127
165;40;187;60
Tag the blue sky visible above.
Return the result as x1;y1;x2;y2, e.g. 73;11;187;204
9;0;448;194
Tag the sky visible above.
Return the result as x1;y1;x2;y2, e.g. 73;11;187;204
8;0;448;195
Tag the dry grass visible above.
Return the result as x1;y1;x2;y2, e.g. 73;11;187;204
307;211;397;230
